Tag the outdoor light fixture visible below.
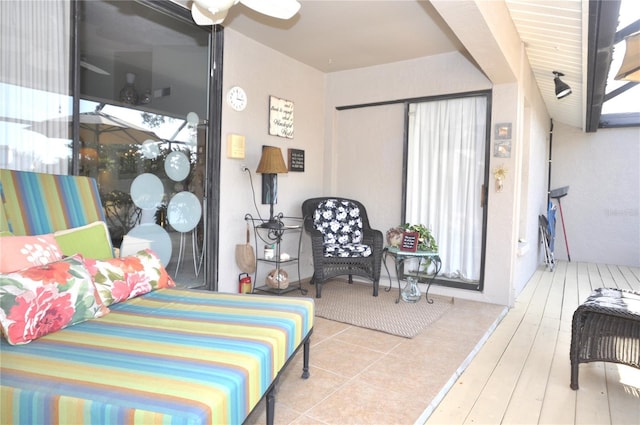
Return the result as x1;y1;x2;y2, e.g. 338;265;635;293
256;146;288;228
553;71;572;99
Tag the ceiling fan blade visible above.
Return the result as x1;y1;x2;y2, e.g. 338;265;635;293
80;60;110;76
239;0;301;20
191;0;236;25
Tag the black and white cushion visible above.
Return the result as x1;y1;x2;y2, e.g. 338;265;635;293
312;199;372;258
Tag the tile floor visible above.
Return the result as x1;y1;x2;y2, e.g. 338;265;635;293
245;297;506;424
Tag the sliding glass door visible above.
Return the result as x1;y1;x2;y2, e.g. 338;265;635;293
78;0;211;287
1;0;219;289
406;93;490;289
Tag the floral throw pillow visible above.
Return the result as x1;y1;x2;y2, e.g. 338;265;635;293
0;254;109;345
0;234;63;273
83;249;175;307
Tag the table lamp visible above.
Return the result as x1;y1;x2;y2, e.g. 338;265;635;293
256;146;288;228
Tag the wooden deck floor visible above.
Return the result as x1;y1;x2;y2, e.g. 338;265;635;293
426;261;640;425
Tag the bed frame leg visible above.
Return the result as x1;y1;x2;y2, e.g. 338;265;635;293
265;379;277;425
302;336;310;379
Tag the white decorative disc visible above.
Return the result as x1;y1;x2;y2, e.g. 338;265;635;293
186;112;199;125
121;223;172;266
141;140;160;159
164;151;190;182
130;173;164;210
167;191;202;233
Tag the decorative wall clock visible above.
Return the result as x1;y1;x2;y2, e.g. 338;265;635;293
226;86;247;111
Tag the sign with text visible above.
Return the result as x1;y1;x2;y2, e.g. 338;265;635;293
269;96;294;139
400;231;419;252
288;148;305;172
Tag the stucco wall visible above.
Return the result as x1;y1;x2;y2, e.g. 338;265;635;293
550;122;640;266
218;36;553;305
323;53;546;306
183;0;636;304
325;51;492;234
218;29;325;293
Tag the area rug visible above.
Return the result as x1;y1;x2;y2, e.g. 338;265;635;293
294;279;453;338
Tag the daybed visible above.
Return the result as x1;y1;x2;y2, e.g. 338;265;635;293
0;169;314;425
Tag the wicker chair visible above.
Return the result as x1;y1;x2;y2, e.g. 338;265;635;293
570;287;640;390
301;197;383;298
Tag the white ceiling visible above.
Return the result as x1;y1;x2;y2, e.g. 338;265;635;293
222;1;464;72
213;0;587;128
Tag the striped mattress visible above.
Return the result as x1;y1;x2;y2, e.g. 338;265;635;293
0;288;314;424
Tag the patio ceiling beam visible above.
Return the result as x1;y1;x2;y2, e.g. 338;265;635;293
585;0;621;132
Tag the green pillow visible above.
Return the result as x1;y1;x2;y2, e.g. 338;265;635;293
54;221;114;260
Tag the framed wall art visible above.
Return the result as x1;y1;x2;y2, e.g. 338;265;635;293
269;96;294;139
494;140;512;158
494;122;512;140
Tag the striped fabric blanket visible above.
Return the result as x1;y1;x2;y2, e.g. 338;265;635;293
0;289;314;424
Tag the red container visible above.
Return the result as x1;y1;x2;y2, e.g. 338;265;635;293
239;273;252;294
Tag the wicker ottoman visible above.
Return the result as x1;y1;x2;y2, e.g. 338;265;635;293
570;287;640;390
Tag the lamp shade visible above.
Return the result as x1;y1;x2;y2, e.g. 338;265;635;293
256;146;288;174
614;32;640;82
553;71;572;99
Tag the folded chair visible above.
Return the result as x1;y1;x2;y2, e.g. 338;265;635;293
301;197;383;298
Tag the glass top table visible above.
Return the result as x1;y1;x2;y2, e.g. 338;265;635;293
382;246;442;303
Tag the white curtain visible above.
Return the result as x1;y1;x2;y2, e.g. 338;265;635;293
0;0;71;174
406;96;487;282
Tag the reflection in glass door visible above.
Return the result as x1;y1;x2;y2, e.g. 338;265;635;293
79;0;210;287
0;0;72;173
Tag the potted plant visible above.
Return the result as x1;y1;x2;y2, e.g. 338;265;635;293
402;223;438;252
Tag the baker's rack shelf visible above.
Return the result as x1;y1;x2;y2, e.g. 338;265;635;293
244;213;306;295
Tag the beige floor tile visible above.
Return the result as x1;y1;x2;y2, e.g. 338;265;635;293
304;379;424;425
309;317;351;345
311;338;386;378
245;291;505;425
331;325;405;353
245;399;307;425
289;415;330;425
356;354;451;399
277;363;350;413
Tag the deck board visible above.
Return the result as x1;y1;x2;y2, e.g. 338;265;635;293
606;363;640;425
539;330;576;425
575;362;610;424
425;261;640;425
501;316;558;424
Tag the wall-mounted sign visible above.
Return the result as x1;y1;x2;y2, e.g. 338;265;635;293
288;148;305;172
269;95;294;139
